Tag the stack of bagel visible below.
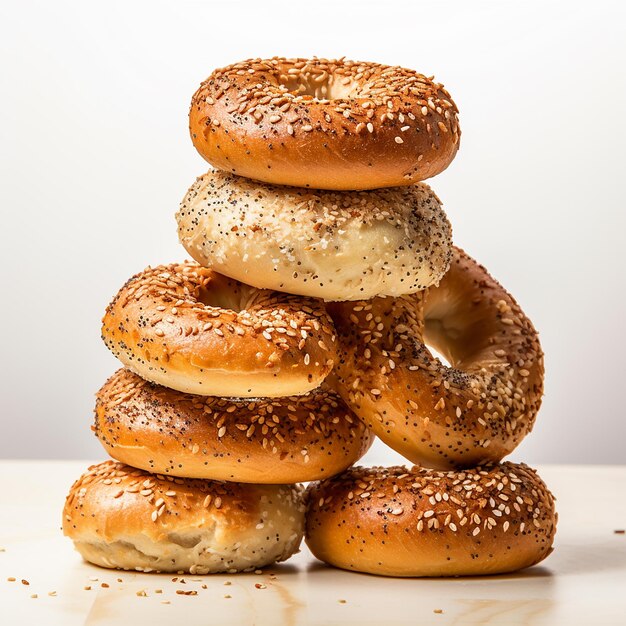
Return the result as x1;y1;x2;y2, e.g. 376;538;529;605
63;57;557;578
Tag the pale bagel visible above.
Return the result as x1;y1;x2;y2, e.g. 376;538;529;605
177;170;452;301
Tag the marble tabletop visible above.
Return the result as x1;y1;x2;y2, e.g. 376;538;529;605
0;461;624;625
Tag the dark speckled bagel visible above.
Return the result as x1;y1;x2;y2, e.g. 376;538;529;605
328;247;544;469
94;369;374;483
305;463;557;577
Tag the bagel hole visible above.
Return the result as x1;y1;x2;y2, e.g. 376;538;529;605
196;285;242;311
424;319;455;368
196;279;258;313
278;74;358;101
424;304;492;369
425;342;452;369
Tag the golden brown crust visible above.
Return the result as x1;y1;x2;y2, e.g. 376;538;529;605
63;461;305;573
189;57;460;190
328;247;544;468
94;369;374;483
177;169;452;301
305;463;556;577
101;262;338;397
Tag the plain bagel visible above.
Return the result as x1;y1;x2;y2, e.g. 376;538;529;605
305;463;556;577
102;263;338;397
94;369;374;483
328;247;544;469
63;461;305;574
177;169;452;301
189;57;460;190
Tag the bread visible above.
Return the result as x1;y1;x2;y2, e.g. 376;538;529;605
102;262;337;397
63;461;305;573
177;170;452;301
306;463;557;577
94;369;374;483
328;247;544;468
189;57;460;190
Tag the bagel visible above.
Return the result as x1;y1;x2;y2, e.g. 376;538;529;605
102;263;338;397
94;369;374;483
189;57;460;190
177;170;452;301
305;463;556;577
328;247;544;468
63;461;305;574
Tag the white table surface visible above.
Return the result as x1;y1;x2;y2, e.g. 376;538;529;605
1;461;625;626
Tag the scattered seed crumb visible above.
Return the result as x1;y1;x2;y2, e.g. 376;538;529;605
224;594;232;599
7;577;16;582
269;575;278;580
254;569;263;575
48;591;57;597
155;589;163;594
615;529;625;534
21;579;29;586
89;577;99;582
30;594;38;599
201;584;207;589
434;609;444;614
136;590;147;597
338;599;347;604
161;600;171;605
101;583;109;588
117;578;123;583
255;583;266;589
171;577;178;582
84;586;91;591
0;548;5;552
224;581;232;586
176;590;197;596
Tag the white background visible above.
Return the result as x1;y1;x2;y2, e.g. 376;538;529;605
0;0;624;465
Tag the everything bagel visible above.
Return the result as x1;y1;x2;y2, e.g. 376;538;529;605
102;263;338;397
328;247;544;469
305;463;556;577
94;369;374;483
177;169;452;301
63;461;305;574
189;57;460;190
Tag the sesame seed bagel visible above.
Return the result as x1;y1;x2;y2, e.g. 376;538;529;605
177;170;452;301
305;463;556;577
63;461;305;574
102;263;338;397
189;57;460;190
328;247;544;469
94;369;374;483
